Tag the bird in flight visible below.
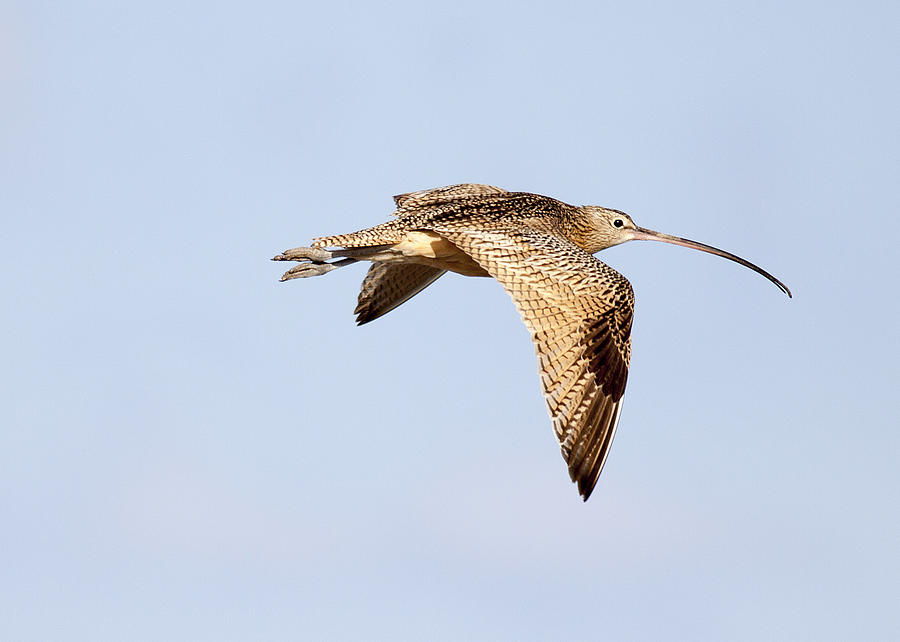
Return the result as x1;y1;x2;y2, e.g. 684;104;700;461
273;184;791;501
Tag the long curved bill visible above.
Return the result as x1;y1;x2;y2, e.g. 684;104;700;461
631;226;792;297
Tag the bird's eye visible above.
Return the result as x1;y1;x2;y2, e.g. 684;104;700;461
613;219;624;228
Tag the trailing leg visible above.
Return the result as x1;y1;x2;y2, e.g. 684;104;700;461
272;246;357;281
272;244;398;281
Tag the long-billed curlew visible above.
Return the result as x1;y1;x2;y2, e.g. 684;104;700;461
273;184;791;501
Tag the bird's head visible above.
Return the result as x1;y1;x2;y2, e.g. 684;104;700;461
580;206;640;251
579;205;792;297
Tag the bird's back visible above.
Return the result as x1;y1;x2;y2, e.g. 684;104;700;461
312;184;577;249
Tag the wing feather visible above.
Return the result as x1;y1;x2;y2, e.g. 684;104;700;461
430;227;634;500
354;263;445;325
392;183;507;211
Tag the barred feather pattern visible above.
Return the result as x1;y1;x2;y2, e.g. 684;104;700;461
354;263;446;325
392;184;509;211
311;186;579;250
432;227;634;500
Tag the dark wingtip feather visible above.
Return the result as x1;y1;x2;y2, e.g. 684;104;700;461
579;484;594;502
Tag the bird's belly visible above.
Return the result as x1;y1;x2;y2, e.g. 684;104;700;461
387;231;489;277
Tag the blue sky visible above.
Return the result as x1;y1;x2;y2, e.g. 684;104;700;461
2;1;898;639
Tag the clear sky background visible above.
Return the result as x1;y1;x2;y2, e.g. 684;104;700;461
2;1;898;640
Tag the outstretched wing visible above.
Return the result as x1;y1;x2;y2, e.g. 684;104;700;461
432;227;634;501
355;263;446;325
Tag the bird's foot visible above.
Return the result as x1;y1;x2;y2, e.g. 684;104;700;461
272;247;356;281
272;246;334;263
278;262;340;281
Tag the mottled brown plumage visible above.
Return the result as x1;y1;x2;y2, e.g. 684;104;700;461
273;184;790;501
354;263;445;325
